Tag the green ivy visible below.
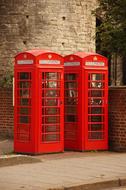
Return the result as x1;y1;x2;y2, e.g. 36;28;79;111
96;0;126;56
0;60;14;88
0;71;13;88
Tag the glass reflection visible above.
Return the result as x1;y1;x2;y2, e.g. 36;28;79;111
89;82;104;89
88;98;103;105
65;74;76;80
89;74;104;81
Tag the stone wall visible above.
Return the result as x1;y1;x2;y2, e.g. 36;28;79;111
109;86;126;151
0;88;14;138
0;0;96;77
0;0;96;138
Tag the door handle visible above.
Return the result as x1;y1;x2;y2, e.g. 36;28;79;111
58;99;63;106
60;100;63;105
13;77;15;107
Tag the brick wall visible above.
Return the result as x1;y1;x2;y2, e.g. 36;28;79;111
0;88;13;138
109;87;126;151
1;86;126;152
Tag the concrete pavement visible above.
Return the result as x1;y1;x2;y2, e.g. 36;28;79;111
106;187;126;190
0;152;126;189
0;138;13;155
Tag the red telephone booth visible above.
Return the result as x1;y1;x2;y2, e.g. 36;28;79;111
14;50;64;154
64;52;108;151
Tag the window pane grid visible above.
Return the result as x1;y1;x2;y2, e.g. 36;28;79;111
16;72;32;142
87;73;105;141
41;72;61;143
64;73;78;142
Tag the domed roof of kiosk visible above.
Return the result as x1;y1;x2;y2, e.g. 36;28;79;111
25;49;51;56
74;52;100;58
74;52;107;59
15;50;53;58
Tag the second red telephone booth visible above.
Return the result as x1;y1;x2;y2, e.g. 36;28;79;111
14;50;64;154
64;52;108;151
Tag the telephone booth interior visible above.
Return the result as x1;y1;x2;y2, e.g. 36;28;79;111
14;50;64;154
64;52;108;151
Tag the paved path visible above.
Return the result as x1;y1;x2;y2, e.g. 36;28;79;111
0;139;13;155
0;152;126;190
106;187;126;190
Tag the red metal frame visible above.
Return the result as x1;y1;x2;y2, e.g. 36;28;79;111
64;52;108;151
14;50;64;154
64;55;83;151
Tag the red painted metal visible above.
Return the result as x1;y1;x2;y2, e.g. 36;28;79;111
64;52;108;151
14;50;64;154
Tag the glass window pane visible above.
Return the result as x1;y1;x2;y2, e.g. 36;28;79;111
42;134;60;142
42;108;60;115
88;107;104;114
42;125;60;133
65;106;77;114
43;116;60;124
65;90;78;97
88;116;103;122
18;81;31;88
88;98;103;105
45;90;60;97
65;82;78;88
19;116;30;123
88;74;104;81
45;81;60;88
45;73;60;80
17;125;30;133
65;115;77;122
88;124;103;131
65;98;78;105
42;99;59;106
19;73;30;80
20;89;30;98
88;90;103;97
88;82;104;89
65;74;77;80
19;107;30;115
20;98;31;106
17;133;30;141
88;132;104;140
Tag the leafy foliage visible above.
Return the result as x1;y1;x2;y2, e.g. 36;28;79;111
0;60;13;88
96;0;126;56
0;71;13;88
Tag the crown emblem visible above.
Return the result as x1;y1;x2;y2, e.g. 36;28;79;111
70;56;74;61
48;54;52;59
24;54;27;59
93;56;97;61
